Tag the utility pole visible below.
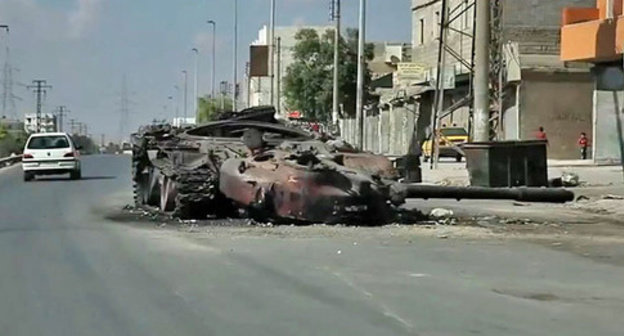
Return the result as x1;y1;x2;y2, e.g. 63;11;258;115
355;0;366;150
0;25;17;120
69;119;76;135
269;0;276;108
182;70;188;121
207;20;217;99
55;106;69;132
27;80;52;133
330;0;341;126
220;81;228;111
192;48;199;119
232;0;238;111
473;0;491;142
246;62;251;108
119;76;130;141
174;85;180;122
276;37;282;115
430;0;449;169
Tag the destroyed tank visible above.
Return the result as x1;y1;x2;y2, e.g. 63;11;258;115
132;106;575;224
131;106;398;220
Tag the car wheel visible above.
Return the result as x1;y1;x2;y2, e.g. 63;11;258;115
23;172;34;182
455;154;463;162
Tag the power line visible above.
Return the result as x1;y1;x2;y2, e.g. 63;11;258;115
54;106;70;132
26;80;52;133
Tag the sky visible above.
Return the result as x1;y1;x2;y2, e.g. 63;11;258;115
0;0;411;141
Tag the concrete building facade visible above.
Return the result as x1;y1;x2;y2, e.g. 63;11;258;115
24;113;56;133
560;0;624;164
249;25;332;117
406;0;596;159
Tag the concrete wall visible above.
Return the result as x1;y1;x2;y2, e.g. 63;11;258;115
593;90;624;164
339;105;418;156
519;71;594;159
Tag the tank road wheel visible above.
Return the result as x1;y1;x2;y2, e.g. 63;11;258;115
143;167;161;206
160;176;177;213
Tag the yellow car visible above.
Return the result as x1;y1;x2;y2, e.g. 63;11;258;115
422;127;469;162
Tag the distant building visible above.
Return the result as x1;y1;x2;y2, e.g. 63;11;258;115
24;113;57;133
172;117;196;128
248;25;333;118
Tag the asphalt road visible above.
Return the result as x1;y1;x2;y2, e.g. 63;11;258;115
0;155;623;336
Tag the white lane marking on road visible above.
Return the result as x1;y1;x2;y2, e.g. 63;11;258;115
331;270;414;330
409;273;431;278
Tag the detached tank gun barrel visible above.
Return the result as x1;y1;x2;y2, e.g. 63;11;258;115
400;184;575;203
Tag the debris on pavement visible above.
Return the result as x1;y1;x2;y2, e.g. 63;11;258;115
430;208;454;219
561;172;580;187
603;194;624;200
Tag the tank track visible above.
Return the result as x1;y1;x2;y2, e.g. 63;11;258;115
172;167;225;219
132;145;148;207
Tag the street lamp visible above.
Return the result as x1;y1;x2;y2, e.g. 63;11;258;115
207;20;216;100
192;48;199;119
174;85;180;122
269;0;276;107
355;0;366;150
182;70;188;121
232;0;238;111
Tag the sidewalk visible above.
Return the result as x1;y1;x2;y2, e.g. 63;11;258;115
421;159;624;187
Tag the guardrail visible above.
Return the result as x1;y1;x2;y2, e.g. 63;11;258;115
0;155;22;168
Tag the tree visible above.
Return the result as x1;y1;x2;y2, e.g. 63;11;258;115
197;95;234;123
283;28;374;121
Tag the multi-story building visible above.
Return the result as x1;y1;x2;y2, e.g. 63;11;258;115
248;25;332;117
24;113;56;133
407;0;596;159
560;0;624;164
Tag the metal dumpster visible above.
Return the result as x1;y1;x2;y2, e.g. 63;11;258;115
462;140;548;188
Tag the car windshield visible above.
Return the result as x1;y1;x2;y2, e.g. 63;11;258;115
441;128;468;136
27;136;70;149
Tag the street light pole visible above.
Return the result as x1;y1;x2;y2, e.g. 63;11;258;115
192;48;199;120
331;0;341;126
355;0;366;150
232;0;238;111
182;70;188;121
207;20;216;99
174;85;180;122
269;0;276;108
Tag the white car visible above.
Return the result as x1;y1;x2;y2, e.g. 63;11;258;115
22;132;82;181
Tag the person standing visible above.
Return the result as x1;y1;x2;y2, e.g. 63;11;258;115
536;126;547;141
578;132;589;160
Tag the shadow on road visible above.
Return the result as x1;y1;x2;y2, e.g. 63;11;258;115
34;176;117;182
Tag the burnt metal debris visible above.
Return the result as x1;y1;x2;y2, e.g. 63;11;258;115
131;106;574;224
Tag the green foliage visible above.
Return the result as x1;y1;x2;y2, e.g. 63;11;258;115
283;28;374;121
71;135;98;155
197;95;234;123
0;128;27;157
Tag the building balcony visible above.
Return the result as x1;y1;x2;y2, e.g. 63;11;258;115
561;1;624;62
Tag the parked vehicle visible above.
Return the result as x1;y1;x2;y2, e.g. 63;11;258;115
22;132;82;181
422;127;469;162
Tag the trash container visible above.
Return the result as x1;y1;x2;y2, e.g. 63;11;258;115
462;140;548;188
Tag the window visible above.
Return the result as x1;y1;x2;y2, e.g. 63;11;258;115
27;135;70;149
419;18;425;45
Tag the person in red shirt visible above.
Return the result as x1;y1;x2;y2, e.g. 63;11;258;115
536;126;547;141
578;132;589;160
